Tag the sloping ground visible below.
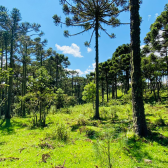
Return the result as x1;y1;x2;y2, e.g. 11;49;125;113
0;103;168;168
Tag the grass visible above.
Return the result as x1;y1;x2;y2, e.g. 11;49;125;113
0;100;168;167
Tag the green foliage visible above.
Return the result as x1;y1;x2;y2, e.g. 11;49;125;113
121;88;132;104
54;88;66;109
85;127;99;139
65;96;77;107
77;114;88;126
24;67;55;126
82;82;96;103
52;121;70;142
94;129;125;168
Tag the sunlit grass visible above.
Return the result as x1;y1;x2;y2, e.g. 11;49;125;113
0;99;168;167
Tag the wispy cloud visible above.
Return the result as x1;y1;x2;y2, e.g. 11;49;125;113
84;63;96;74
148;15;151;21
65;68;85;75
55;43;83;58
65;63;96;76
87;47;92;53
155;13;158;18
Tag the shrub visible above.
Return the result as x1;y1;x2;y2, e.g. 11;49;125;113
77;114;88;126
100;108;109;120
121;88;132;104
65;96;77;107
110;107;118;123
49;122;70;142
54;88;66;109
85;127;99;138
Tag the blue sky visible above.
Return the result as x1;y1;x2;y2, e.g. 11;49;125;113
1;0;168;76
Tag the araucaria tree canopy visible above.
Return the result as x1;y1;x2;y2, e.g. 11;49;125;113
53;0;129;119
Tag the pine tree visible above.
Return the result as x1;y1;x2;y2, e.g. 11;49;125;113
53;0;129;119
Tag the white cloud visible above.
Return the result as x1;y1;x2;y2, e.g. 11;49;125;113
148;15;151;21
55;43;83;58
65;68;84;75
87;47;92;53
84;63;96;74
75;69;85;75
65;63;96;76
92;63;96;69
155;13;158;18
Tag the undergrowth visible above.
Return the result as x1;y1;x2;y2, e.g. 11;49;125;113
0;100;168;168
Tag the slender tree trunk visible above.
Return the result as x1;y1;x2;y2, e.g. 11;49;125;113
22;43;27;117
94;13;100;119
7;29;14;119
78;84;80;104
102;80;104;104
166;48;168;91
106;71;108;102
72;74;73;96
115;74;117;99
112;82;115;99
126;69;129;93
40;47;42;67
130;0;147;137
0;44;3;117
5;38;8;116
56;55;59;89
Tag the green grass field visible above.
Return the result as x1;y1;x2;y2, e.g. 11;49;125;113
0;101;168;168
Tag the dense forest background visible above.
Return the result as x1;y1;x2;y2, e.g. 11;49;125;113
0;2;168;126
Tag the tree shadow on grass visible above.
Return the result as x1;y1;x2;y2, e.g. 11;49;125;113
124;135;168;167
0;119;15;135
124;137;152;163
146;129;168;147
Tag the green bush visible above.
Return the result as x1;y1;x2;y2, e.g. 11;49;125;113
65;96;77;107
121;88;132;104
77;114;88;126
86;127;99;138
49;122;70;142
54;88;66;109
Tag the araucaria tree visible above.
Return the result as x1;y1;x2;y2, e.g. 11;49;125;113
53;0;129;119
130;0;147;137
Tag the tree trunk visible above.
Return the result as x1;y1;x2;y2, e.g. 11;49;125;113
102;80;104;104
0;44;3;117
56;55;59;89
94;13;100;119
115;74;117;99
130;0;147;137
72;74;73;96
106;71;108;102
5;37;8;117
7;29;14;119
126;68;129;93
22;43;27;117
166;48;168;90
112;82;115;99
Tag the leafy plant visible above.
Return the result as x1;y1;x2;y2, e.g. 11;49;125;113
54;121;70;142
